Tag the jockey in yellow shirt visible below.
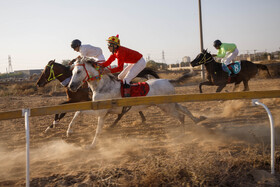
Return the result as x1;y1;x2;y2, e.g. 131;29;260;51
212;40;239;78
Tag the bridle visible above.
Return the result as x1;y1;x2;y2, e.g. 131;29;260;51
197;52;215;65
74;62;103;83
46;64;63;82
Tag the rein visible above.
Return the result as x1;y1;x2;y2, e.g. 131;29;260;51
75;63;103;83
47;64;63;82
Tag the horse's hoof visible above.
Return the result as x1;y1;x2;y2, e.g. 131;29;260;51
52;121;59;128
44;127;51;133
141;121;147;126
195;116;207;124
66;129;73;137
109;124;117;128
84;144;96;150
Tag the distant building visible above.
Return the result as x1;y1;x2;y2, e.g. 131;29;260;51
182;56;191;63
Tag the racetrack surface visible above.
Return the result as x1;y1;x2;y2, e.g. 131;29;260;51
0;77;280;186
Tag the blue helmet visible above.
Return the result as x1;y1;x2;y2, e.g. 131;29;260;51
213;40;222;48
71;39;81;49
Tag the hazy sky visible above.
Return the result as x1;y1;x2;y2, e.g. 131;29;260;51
0;0;279;73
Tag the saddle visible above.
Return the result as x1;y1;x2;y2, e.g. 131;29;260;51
120;82;150;97
222;61;241;75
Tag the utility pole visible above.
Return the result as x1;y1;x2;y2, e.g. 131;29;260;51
8;55;13;73
162;50;166;64
198;0;205;80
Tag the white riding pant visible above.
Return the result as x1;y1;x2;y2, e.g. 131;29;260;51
221;48;239;65
118;57;146;84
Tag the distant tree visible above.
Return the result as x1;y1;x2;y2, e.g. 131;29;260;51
0;72;24;79
180;62;190;67
146;60;158;70
146;60;168;70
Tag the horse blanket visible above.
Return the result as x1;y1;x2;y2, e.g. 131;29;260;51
222;61;241;74
121;82;150;97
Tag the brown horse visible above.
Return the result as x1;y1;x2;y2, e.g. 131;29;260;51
190;50;271;93
36;60;160;132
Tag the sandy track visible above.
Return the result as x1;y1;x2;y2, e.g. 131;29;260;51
0;78;280;186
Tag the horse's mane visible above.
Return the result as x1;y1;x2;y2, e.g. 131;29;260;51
83;58;118;82
48;60;71;72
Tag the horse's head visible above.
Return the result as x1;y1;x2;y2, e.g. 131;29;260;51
68;57;101;92
191;49;214;67
36;60;56;87
36;60;70;87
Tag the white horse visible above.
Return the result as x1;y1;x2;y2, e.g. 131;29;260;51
68;58;205;148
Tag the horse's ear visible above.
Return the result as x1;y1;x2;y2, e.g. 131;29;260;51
202;49;207;53
48;60;54;65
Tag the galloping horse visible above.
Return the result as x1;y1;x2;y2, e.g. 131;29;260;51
191;50;271;93
68;57;205;148
36;60;160;132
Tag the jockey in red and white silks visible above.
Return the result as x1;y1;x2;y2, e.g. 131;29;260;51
100;34;146;85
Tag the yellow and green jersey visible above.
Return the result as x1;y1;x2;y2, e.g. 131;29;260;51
217;43;237;58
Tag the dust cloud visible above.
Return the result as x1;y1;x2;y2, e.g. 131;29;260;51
221;100;247;118
0;137;148;181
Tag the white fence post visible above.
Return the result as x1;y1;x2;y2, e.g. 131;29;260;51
252;99;275;174
22;109;30;187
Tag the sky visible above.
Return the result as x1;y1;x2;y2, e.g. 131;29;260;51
0;0;279;73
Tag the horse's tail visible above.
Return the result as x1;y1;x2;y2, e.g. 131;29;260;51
137;67;160;79
257;64;271;77
169;71;194;86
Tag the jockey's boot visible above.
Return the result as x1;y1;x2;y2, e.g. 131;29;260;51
227;72;233;83
227;76;232;83
123;81;131;97
227;65;237;77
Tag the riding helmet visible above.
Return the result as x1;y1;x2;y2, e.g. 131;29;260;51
107;34;120;46
213;40;222;48
71;39;82;49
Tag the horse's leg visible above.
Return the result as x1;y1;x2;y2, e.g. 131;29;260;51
45;101;72;133
90;113;107;148
158;103;185;124
215;84;227;92
242;80;250;91
175;103;206;123
175;103;206;124
110;110;146;128
109;107;131;128
44;113;61;133
199;81;214;93
232;81;241;92
110;113;124;128
66;111;81;137
139;111;146;123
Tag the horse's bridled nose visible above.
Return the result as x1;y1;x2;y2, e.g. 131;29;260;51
69;83;77;92
190;62;195;67
69;84;74;90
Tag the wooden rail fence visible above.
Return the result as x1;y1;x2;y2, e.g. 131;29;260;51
0;90;279;121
